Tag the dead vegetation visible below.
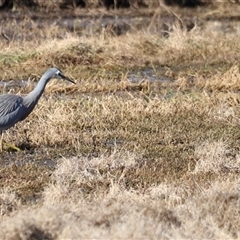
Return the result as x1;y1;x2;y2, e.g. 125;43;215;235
0;7;239;239
0;151;239;239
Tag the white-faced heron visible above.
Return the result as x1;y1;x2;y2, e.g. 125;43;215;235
0;67;75;151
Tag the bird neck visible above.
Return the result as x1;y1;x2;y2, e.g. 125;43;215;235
24;75;51;106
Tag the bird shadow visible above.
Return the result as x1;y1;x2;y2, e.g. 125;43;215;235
17;142;35;151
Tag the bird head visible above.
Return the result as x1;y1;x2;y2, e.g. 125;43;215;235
52;68;76;84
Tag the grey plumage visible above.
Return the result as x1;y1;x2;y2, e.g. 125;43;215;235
0;67;75;150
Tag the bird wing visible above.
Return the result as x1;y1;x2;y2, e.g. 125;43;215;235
0;94;23;116
0;94;24;130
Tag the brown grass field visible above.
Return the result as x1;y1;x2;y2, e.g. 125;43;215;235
0;2;240;239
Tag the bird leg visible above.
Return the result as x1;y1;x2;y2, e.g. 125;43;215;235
0;131;3;152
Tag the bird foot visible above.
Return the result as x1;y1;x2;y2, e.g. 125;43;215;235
2;142;21;152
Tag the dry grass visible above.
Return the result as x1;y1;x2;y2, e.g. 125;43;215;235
0;151;239;239
0;9;240;239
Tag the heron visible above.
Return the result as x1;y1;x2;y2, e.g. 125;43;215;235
0;67;75;151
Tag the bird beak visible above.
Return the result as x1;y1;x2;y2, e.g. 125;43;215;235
60;73;76;84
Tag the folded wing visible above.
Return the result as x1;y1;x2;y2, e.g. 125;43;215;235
0;94;24;130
